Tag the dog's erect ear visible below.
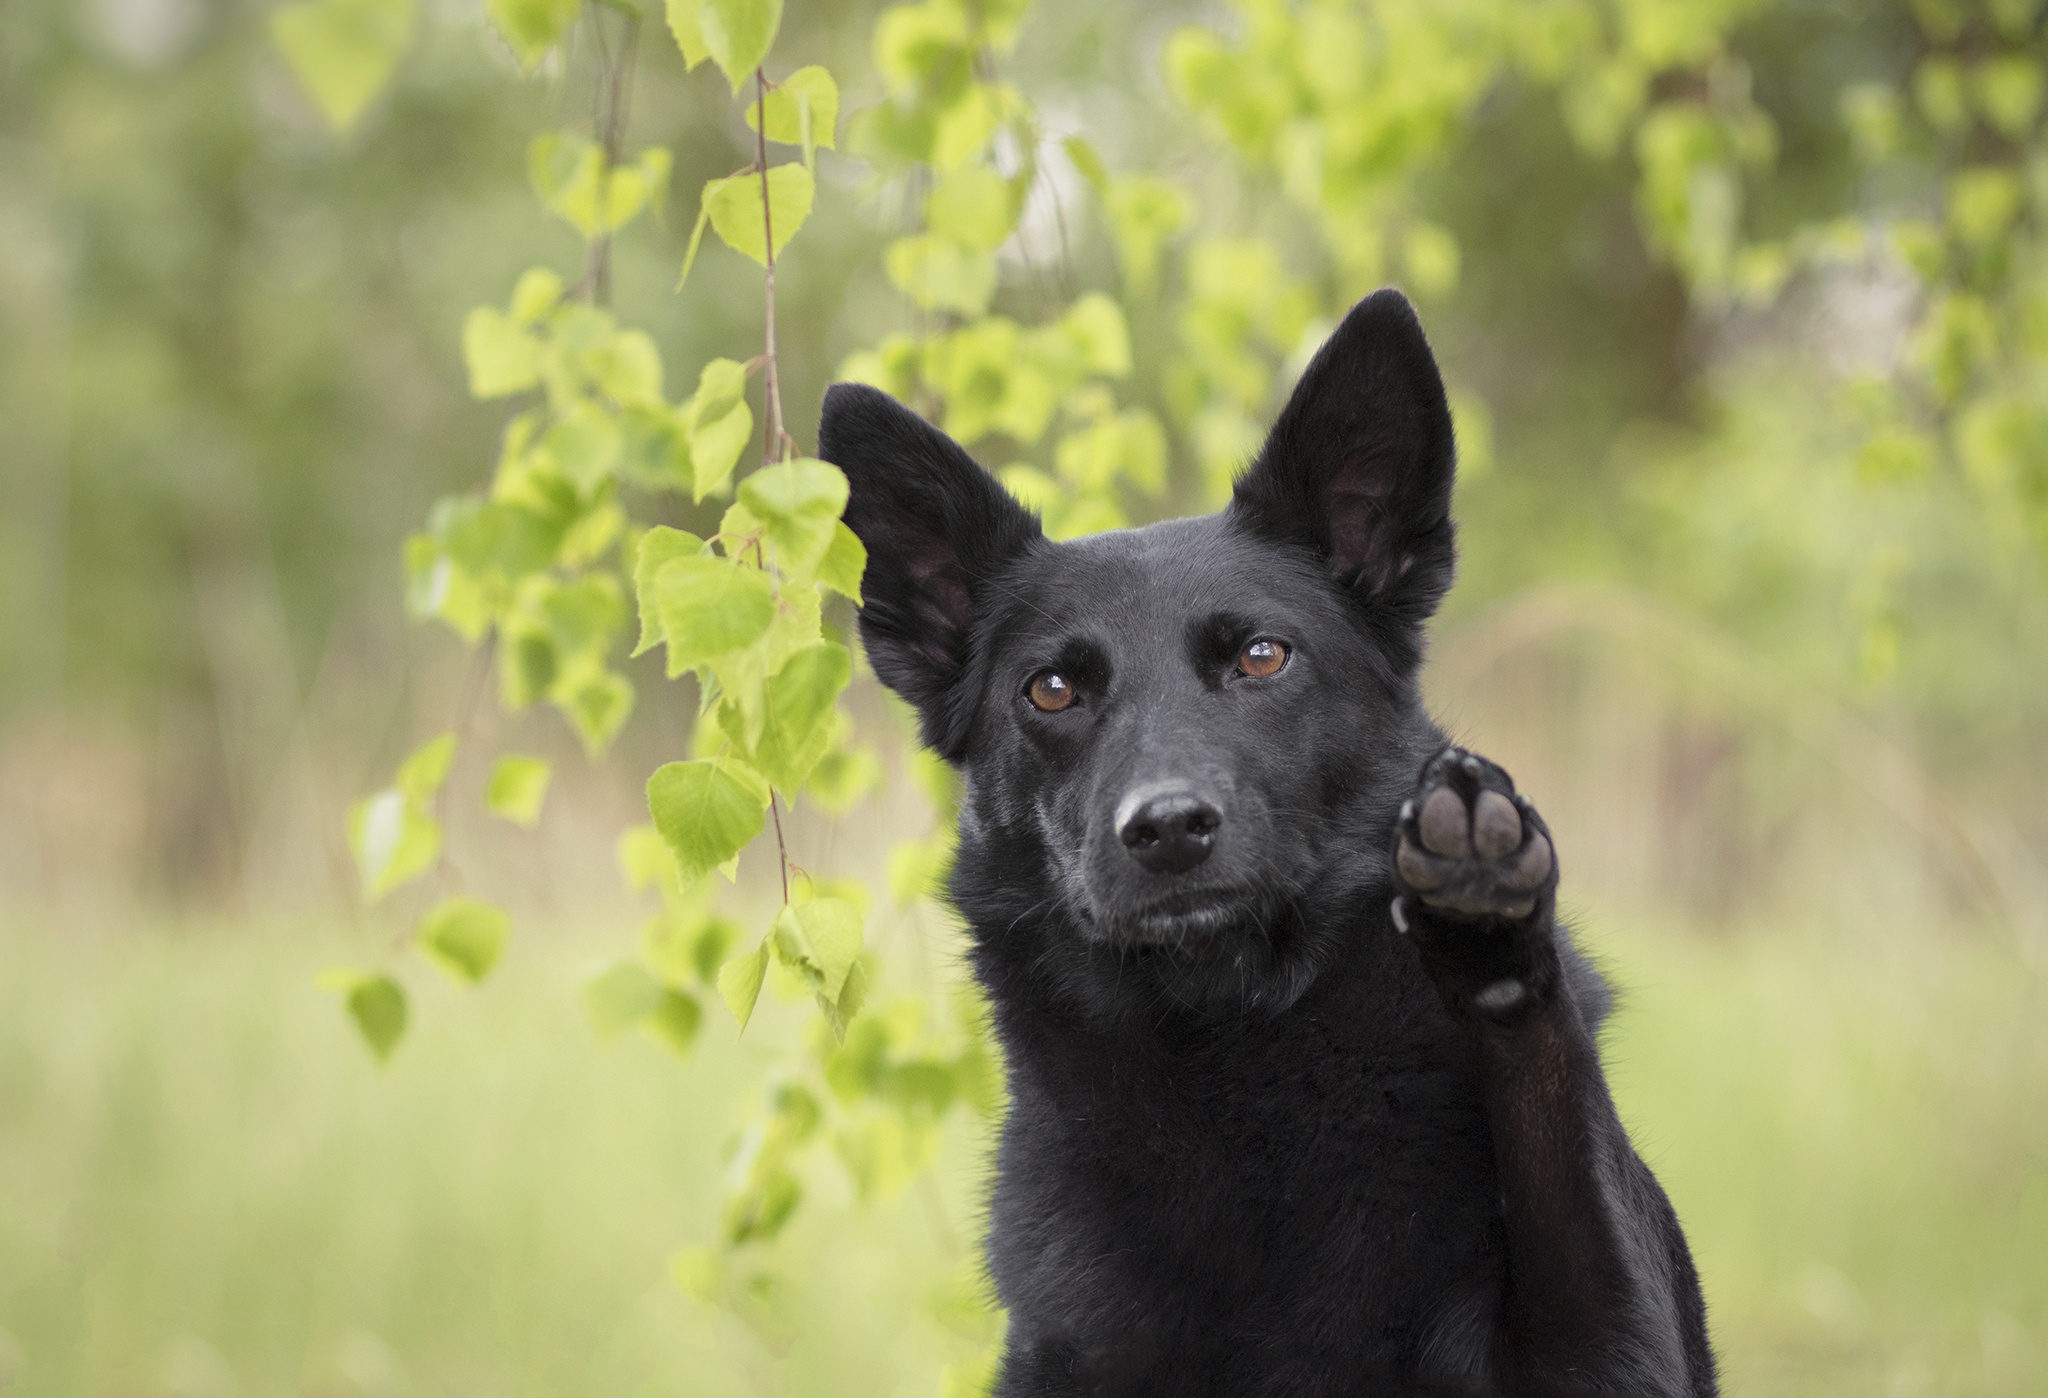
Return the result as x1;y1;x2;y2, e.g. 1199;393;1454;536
1230;289;1457;631
817;383;1043;754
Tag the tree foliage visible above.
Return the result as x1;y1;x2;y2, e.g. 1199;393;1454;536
255;0;2048;1387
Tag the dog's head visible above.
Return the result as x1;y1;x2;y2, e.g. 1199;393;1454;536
819;290;1457;1018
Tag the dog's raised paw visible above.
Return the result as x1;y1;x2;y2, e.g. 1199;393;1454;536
1393;747;1554;921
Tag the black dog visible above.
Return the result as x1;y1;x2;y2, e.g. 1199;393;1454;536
818;290;1715;1397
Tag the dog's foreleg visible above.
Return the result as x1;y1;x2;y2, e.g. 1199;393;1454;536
1390;746;1717;1397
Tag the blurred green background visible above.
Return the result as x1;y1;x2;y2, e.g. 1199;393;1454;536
1;0;2045;1394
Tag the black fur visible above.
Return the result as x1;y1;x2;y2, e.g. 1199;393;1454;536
819;289;1716;1397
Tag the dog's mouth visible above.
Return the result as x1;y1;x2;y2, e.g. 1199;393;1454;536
1090;888;1272;950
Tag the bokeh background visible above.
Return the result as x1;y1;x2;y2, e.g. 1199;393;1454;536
2;0;2046;1394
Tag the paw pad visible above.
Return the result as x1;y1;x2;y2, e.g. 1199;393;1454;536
1393;747;1554;921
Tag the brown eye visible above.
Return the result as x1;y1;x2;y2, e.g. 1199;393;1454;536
1238;639;1288;678
1028;671;1076;712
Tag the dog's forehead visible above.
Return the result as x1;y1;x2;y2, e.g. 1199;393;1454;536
989;514;1325;642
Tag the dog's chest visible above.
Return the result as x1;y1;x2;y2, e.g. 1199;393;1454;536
988;944;1503;1365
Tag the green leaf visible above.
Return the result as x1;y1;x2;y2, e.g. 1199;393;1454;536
417;897;512;984
665;0;710;67
647;757;771;885
486;755;551;826
347;790;440;901
807;744;882;813
1062;134;1109;194
604;148;674;236
1106;176;1189;296
746;65;839;165
678;202;714;288
650;556;776;675
700;0;784;93
557;669;634;755
670;1245;723;1300
631;526;706;656
593;328;664;407
717;943;770;1031
926;166;1018;253
737;458;849;573
702;165;814;267
873;0;970;97
684;359;755;499
528;134;607;239
724;1167;801;1244
1060;293;1132;378
643;989;704;1054
583;959;665;1037
885;234;996;316
691;920;740;984
817;522;866;603
395;733;457;799
618;823;683;892
769;896;863;1001
752;641;852;793
542;403;623;495
1976;55;2045;139
486;0;582;69
463;308;541;398
322;971;408;1062
1402;221;1461;297
271;0;416;134
509;267;564;324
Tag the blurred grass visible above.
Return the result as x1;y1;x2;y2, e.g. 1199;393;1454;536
0;911;2042;1397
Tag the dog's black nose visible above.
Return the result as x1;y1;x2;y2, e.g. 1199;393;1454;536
1117;785;1221;875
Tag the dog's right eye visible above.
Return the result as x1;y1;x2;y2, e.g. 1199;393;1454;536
1027;671;1076;712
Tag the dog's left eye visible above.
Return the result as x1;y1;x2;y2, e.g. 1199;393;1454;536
1027;671;1077;712
1237;639;1288;678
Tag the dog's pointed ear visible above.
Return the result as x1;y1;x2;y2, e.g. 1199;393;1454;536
818;383;1043;755
1230;289;1458;630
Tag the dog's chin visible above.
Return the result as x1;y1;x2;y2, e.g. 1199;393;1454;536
1087;890;1270;953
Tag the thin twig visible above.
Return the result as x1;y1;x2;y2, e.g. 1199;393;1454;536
769;793;792;904
578;7;641;306
754;67;797;905
756;67;785;468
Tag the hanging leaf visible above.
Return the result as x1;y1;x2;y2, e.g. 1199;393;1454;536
647;757;771;885
737;457;849;573
486;755;552;826
746;65;840;165
557;669;635;755
319;970;409;1062
346;752;444;905
671;1245;724;1300
417;897;513;984
717;943;770;1031
700;0;785;94
583;959;667;1037
770;897;863;1003
631;527;707;655
751;641;852;792
462;308;542;398
486;0;582;69
926;165;1019;253
271;0;417;134
683;359;755;499
1059;293;1132;378
702;165;815;268
885;234;997;316
648;556;776;674
508;267;564;325
618;823;683;892
1062;134;1110;194
666;0;711;68
817;522;866;603
643;989;705;1054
